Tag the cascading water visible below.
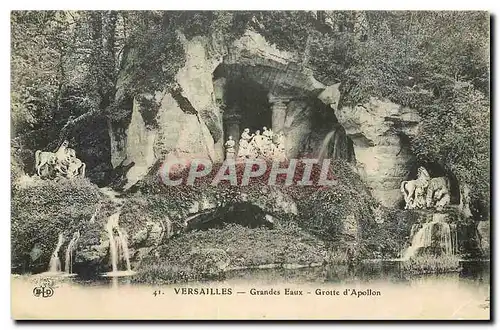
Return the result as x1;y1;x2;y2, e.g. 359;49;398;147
318;130;336;161
106;213;120;273
401;222;434;260
116;227;132;271
106;212;133;275
318;127;353;162
333;130;343;159
401;217;455;260
64;231;80;274
48;233;64;273
440;222;453;255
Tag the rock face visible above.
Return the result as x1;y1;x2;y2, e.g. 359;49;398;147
109;29;422;210
184;186;298;231
477;221;490;257
109;30;327;189
333;97;421;208
110;35;223;189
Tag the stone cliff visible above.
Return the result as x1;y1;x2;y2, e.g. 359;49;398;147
108;29;424;209
332;97;421;208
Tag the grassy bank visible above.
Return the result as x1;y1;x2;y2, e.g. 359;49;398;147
133;223;327;284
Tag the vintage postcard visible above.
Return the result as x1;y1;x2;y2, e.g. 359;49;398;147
10;10;490;320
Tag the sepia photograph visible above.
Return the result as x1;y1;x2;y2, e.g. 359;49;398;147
9;10;491;320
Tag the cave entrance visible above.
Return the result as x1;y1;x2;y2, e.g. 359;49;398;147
221;78;272;149
213;65;273;154
185;202;274;231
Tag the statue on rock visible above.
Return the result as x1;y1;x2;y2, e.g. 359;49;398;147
272;131;286;161
400;166;430;210
237;128;254;159
232;126;287;161
426;177;451;211
35;150;57;177
250;130;264;158
35;140;86;179
224;136;236;160
262;126;273;140
261;127;273;159
400;166;452;211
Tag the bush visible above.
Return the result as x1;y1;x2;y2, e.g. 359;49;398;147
119;194;186;245
361;208;425;259
11;177;102;273
292;160;375;246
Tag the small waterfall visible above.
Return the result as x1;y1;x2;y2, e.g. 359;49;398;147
116;227;132;271
402;222;434;260
318;127;353;162
401;216;455;260
318;130;337;161
106;212;133;274
106;213;120;273
333;130;343;159
440;222;452;255
64;231;80;274
48;233;64;273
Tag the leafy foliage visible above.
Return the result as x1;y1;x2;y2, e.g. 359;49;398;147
412;82;490;206
292;160;375;243
11;178;102;273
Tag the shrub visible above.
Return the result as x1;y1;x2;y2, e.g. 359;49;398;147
361;208;424;259
292;160;375;246
11;177;102;273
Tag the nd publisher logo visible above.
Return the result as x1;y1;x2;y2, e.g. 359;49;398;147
33;286;54;298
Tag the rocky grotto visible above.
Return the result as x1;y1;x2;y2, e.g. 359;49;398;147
11;17;489;282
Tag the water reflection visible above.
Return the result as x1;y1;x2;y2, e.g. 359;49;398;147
34;260;490;291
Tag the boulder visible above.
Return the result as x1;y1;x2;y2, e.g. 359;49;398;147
334;98;421;207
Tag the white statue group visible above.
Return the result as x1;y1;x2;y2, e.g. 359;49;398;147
35;140;86;179
400;166;451;211
224;126;286;161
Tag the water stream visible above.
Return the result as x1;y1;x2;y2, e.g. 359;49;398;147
318;127;352;162
105;212;134;276
64;232;80;274
318;130;336;161
47;233;64;273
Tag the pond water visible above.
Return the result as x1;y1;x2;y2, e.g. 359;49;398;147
12;260;490;320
